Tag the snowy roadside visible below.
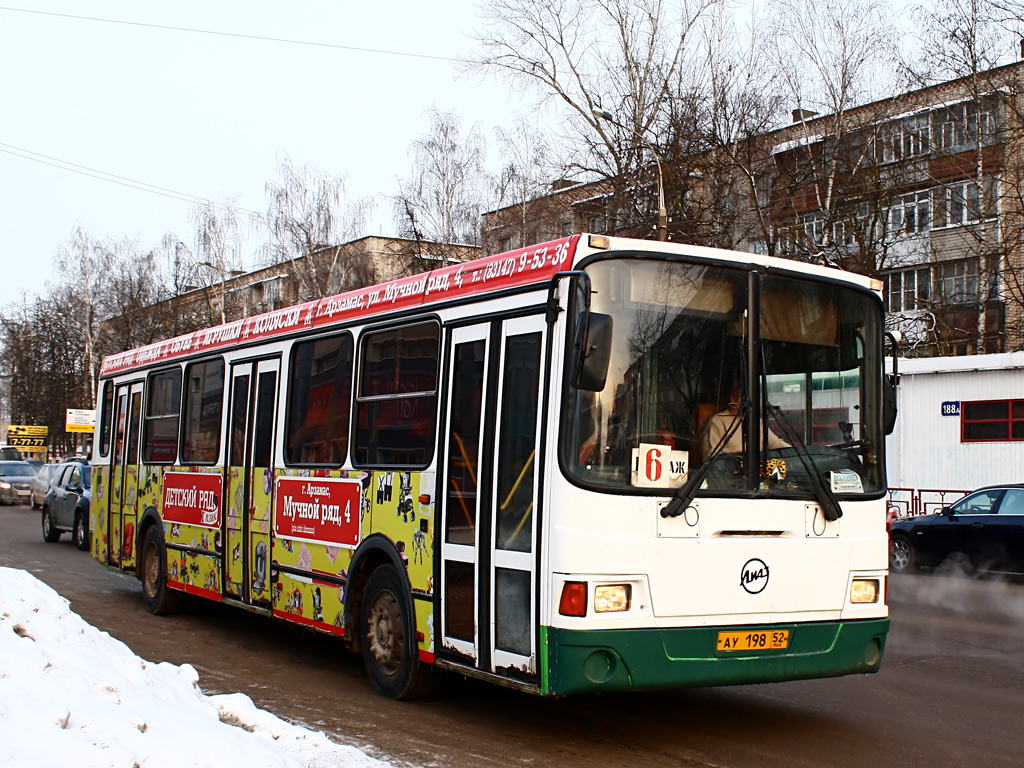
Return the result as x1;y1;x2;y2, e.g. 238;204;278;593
0;566;403;768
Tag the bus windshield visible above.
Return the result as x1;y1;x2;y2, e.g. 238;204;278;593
563;257;884;497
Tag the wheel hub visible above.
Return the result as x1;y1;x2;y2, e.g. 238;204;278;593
367;591;403;675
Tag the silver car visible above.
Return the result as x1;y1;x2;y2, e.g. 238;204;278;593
0;461;36;505
30;464;59;509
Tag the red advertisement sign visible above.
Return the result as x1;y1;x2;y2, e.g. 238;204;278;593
162;471;223;528
274;477;362;548
99;236;581;376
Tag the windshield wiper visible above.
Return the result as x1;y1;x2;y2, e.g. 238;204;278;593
767;403;843;521
660;401;750;518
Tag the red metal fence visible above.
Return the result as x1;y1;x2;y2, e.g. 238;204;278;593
886;487;971;520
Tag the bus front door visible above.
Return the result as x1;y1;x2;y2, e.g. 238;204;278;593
108;382;143;570
440;317;545;681
224;359;279;609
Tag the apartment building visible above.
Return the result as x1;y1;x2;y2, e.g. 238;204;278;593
482;60;1024;356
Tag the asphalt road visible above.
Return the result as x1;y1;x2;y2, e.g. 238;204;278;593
3;502;1023;767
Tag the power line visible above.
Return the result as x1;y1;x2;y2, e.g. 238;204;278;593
0;5;463;63
0;141;262;217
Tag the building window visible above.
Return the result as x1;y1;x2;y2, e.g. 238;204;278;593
934;181;982;227
936;102;993;150
801;212;824;245
901;113;930;157
889;191;931;234
935;258;979;304
962;399;1024;442
883;267;931;312
876;113;931;162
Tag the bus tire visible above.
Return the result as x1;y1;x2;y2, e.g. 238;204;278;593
360;565;438;700
41;507;61;542
73;510;89;551
142;525;183;615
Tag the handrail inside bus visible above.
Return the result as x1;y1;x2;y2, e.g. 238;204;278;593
500;450;535;511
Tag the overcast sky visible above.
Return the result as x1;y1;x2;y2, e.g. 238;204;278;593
0;1;525;309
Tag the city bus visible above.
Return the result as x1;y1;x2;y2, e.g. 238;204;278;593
89;233;894;699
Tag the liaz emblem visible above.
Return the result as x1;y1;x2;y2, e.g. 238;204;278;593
740;558;770;594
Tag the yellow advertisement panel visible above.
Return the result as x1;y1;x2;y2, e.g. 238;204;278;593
7;425;48;452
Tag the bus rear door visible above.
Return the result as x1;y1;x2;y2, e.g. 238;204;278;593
440;316;545;681
224;358;279;609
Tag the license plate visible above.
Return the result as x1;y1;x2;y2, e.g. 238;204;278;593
716;629;790;651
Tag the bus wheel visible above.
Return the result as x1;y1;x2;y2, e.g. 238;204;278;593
360;566;438;700
142;525;182;615
73;510;89;551
41;507;61;543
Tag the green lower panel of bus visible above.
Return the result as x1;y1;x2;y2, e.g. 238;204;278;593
543;618;889;697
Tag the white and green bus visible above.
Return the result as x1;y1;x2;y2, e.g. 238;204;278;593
91;233;893;698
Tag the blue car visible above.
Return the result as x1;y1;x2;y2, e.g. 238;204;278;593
889;484;1024;575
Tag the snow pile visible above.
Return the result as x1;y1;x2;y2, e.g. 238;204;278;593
0;567;395;768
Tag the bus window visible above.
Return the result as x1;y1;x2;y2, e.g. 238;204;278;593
354;321;440;467
181;359;225;464
143;369;182;464
98;380;114;457
285;333;353;465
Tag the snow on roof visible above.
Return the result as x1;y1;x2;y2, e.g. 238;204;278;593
894;351;1024;376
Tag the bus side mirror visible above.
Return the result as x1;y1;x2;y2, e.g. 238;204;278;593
883;375;897;436
883;330;900;436
573;312;612;392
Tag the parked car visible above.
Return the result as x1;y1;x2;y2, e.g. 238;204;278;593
41;460;91;550
0;460;36;505
889;484;1024;575
0;446;24;461
30;464;60;509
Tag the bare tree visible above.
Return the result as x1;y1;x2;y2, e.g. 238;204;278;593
471;0;721;237
263;153;375;300
765;0;899;262
191;200;246;323
54;227;110;409
393;106;490;271
94;237;172;355
661;3;786;251
486;115;561;250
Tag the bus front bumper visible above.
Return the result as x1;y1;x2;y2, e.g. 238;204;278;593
543;617;889;697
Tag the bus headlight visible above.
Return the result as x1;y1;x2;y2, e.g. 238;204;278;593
850;578;880;603
594;584;631;612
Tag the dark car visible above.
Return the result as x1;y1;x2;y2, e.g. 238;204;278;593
41;460;91;550
0;460;36;505
889;484;1024;575
30;464;60;509
0;446;24;461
